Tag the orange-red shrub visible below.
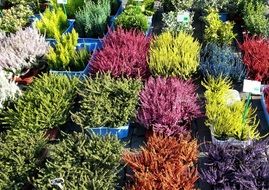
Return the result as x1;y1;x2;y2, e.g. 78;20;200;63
123;133;198;190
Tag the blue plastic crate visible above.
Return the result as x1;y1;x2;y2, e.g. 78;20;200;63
85;124;129;139
261;92;269;128
219;12;228;22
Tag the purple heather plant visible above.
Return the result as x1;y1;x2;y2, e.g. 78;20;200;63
91;28;151;79
0;27;49;74
201;140;269;190
137;77;201;135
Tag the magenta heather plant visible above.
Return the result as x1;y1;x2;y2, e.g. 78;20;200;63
90;28;151;78
137;77;201;135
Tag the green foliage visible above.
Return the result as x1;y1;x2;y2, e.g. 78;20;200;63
127;0;155;15
193;0;230;11
34;133;124;190
50;0;86;18
149;31;200;79
116;6;149;32
0;74;79;132
0;130;47;190
36;7;68;39
75;0;111;38
6;0;47;13
204;9;236;45
46;29;89;71
0;4;33;33
72;73;142;128
202;76;260;141
243;0;269;37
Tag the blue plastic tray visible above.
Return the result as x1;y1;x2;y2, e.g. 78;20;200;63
85;124;129;139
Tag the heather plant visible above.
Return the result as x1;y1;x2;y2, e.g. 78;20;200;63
202;76;260;141
193;0;230;11
50;0;86;18
0;70;21;109
91;28;151;78
72;73;142;128
161;0;194;11
47;29;89;71
201;140;269;189
36;7;68;40
0;27;49;75
0;130;48;190
126;0;155;15
0;4;33;33
239;35;269;83
149;31;200;79
204;10;236;45
34;133;124;189
137;77;201;135
75;0;111;38
200;43;246;82
115;6;148;32
123;133;199;190
0;74;79;132
162;11;194;34
243;0;269;37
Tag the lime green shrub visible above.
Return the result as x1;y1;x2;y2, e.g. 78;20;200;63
36;7;68;39
202;76;260;141
149;31;200;79
0;74;79;132
72;73;142;128
50;0;86;18
204;10;236;45
0;130;47;190
34;133;124;189
47;29;89;71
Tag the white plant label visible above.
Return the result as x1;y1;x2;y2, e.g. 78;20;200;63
243;79;261;95
177;12;190;23
57;0;67;4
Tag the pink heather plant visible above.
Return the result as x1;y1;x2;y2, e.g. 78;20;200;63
91;28;151;78
137;77;201;134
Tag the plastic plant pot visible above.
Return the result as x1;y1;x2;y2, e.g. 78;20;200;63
85;124;129;139
219;12;229;22
145;15;153;36
261;92;269;127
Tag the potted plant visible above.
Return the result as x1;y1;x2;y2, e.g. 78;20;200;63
0;70;21;110
261;86;269;127
123;133;199;189
204;9;236;46
201;140;269;189
161;0;194;12
242;0;269;37
46;29;91;77
200;43;246;83
0;27;49;85
162;10;194;34
34;133;124;189
91;28;151;79
239;35;269;83
137;77;201;136
202;76;261;146
0;130;48;189
148;31;200;79
35;7;75;45
0;74;79;137
71;73;142;139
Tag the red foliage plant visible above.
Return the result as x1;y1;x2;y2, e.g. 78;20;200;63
137;77;201;135
123;133;199;190
90;28;151;78
239;35;269;83
264;86;269;113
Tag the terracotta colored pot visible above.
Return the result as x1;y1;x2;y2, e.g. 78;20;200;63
14;68;41;85
45;127;60;141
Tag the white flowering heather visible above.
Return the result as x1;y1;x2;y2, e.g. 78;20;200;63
0;27;49;74
0;70;21;109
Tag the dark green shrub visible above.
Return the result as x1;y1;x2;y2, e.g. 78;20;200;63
0;74;79;132
72;73;142;128
75;0;111;38
0;130;47;190
34;133;124;189
115;6;148;32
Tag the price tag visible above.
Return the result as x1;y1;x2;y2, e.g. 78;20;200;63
57;0;67;4
177;11;190;23
243;79;261;95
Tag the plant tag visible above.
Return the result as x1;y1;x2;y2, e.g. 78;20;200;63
57;0;67;4
243;79;261;95
50;178;64;189
177;11;190;23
